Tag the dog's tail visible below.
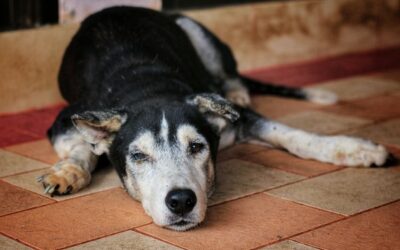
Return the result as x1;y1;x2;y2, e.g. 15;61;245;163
240;75;337;105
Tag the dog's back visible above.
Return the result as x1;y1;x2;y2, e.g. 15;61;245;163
59;7;215;107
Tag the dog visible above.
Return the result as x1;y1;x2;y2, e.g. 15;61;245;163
38;7;391;231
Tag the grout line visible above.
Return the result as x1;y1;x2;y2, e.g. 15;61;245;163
0;200;56;218
262;192;346;217
0;178;55;202
207;167;343;208
0;187;125;219
0;231;41;250
340;198;400;218
44;187;125;204
259;198;400;249
290;239;325;250
132;227;188;250
57;229;140;250
208;163;347;208
0;165;51;179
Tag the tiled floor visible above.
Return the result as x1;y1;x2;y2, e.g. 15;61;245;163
1;63;400;249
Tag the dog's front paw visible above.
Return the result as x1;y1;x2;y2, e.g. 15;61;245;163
37;161;90;196
226;88;250;107
331;137;389;167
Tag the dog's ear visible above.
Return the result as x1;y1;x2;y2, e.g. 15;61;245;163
71;110;127;155
186;93;240;133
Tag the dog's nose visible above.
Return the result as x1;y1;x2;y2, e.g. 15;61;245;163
165;189;197;215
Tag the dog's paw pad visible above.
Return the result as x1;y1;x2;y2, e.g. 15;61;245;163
332;139;389;167
37;162;90;196
226;89;250;107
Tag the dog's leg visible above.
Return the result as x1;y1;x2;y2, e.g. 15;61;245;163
38;106;98;196
175;16;251;107
174;16;337;107
38;130;97;196
239;110;389;167
222;78;251;108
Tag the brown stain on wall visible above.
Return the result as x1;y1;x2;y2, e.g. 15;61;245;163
321;0;400;38
184;0;400;71
0;0;400;113
0;24;78;113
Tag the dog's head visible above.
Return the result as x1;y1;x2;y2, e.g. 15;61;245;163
71;93;239;231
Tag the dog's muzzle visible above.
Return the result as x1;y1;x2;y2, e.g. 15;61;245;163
164;188;200;231
165;189;197;215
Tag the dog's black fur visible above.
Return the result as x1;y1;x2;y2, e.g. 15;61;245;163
50;7;306;179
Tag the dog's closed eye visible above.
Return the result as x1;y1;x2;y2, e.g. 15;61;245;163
130;152;149;162
188;142;204;155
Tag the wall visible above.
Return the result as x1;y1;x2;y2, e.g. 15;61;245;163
0;0;399;113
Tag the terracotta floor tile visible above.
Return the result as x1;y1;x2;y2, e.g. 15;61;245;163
244;46;400;87
268;168;400;215
0;127;41;148
0;105;64;137
209;159;303;205
260;240;317;250
0;180;54;216
251;96;319;119
67;230;181;250
322;94;400;121
0;235;32;250
277;111;371;135
217;143;267;162
0;188;151;250
137;193;342;250
293;201;400;250
306;76;400;101
245;150;342;177
0;149;50;177
3;165;122;201
4;139;59;164
346;119;400;147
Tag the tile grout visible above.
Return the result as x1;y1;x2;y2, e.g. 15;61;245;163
263;192;347;218
132;228;188;250
0;186;129;219
259;198;400;250
0;165;51;179
207;165;347;209
0;231;41;250
290;238;325;250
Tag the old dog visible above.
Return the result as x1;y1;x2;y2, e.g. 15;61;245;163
38;7;390;231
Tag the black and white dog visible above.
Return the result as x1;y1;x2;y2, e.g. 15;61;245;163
38;7;390;231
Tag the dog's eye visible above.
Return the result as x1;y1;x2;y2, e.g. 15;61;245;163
130;152;148;161
189;142;204;155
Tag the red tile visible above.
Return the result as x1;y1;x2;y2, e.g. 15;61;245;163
137;193;343;250
245;150;342;177
0;104;64;138
244;46;400;87
0;180;54;217
0;188;151;250
322;95;400;121
5;139;59;164
294;201;400;250
0;127;41;148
